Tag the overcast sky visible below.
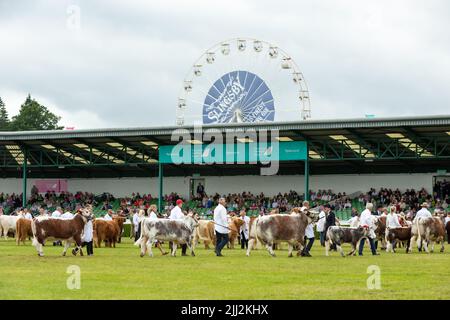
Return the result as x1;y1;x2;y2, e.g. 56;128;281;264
0;0;449;129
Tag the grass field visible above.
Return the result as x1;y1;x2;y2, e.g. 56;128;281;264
0;237;449;300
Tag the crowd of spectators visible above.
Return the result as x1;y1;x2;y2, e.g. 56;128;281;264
1;180;449;217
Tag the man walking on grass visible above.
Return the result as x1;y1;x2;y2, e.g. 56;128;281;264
214;197;228;257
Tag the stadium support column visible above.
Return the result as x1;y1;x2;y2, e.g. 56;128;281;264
304;142;309;201
158;162;163;212
22;148;28;207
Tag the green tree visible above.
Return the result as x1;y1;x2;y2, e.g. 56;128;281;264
10;94;63;131
0;97;11;131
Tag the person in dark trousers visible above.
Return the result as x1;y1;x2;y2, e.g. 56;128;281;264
239;209;250;250
300;201;314;257
214;197;229;257
358;203;379;256
169;199;187;256
323;204;336;251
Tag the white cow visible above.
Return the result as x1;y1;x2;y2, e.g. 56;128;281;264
0;215;22;239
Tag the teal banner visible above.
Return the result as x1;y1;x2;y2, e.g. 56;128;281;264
159;141;307;164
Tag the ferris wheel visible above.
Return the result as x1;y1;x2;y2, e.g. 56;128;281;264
176;38;311;126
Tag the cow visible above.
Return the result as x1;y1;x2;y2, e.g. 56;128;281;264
373;215;387;249
16;217;33;245
112;215;125;243
409;216;445;253
228;217;245;249
385;227;411;253
325;226;370;257
0;214;21;239
93;219;120;248
31;208;93;257
135;215;198;257
193;219;216;250
246;210;318;257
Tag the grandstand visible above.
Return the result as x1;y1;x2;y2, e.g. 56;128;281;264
0;114;449;220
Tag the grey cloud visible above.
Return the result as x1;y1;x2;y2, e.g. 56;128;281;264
0;0;449;129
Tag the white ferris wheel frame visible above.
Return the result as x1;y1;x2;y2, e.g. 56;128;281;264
176;37;311;126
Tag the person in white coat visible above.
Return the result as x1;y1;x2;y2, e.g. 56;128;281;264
104;210;113;221
82;219;94;256
51;207;62;218
414;202;432;221
300;201;314;257
358;202;379;256
146;205;168;255
169;199;187;255
386;206;402;229
214;197;229;257
61;210;74;219
24;208;33;220
239;209;250;249
445;212;450;245
316;207;326;246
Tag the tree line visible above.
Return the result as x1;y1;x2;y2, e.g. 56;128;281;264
0;94;63;131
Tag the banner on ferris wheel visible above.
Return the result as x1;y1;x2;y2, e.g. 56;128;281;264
202;70;275;124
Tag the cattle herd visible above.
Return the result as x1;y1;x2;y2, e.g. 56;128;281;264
0;205;449;258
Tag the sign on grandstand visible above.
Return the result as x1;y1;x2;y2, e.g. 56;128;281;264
159;141;307;164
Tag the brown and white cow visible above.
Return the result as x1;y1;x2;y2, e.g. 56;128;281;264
409;216;445;253
16;217;33;245
135;215;198;257
31;208;93;257
246;211;318;257
193;220;216;250
373;215;387;249
385;227;411;253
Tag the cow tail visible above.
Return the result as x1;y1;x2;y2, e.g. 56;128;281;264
134;219;144;247
31;219;38;246
415;217;422;245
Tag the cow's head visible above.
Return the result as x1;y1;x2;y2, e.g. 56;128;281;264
80;207;94;222
358;225;371;237
184;213;199;230
304;209;320;224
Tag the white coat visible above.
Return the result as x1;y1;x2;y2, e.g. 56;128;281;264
82;220;93;242
301;206;315;239
240;215;250;239
214;204;228;234
316;211;326;232
414;208;432;221
359;209;376;239
169;206;184;220
386;213;402;229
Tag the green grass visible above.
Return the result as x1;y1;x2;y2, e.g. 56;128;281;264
0;238;449;300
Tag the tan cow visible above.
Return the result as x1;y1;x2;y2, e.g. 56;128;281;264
193;220;215;250
228;217;244;249
409;216;446;253
16;218;33;245
93;219;120;248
